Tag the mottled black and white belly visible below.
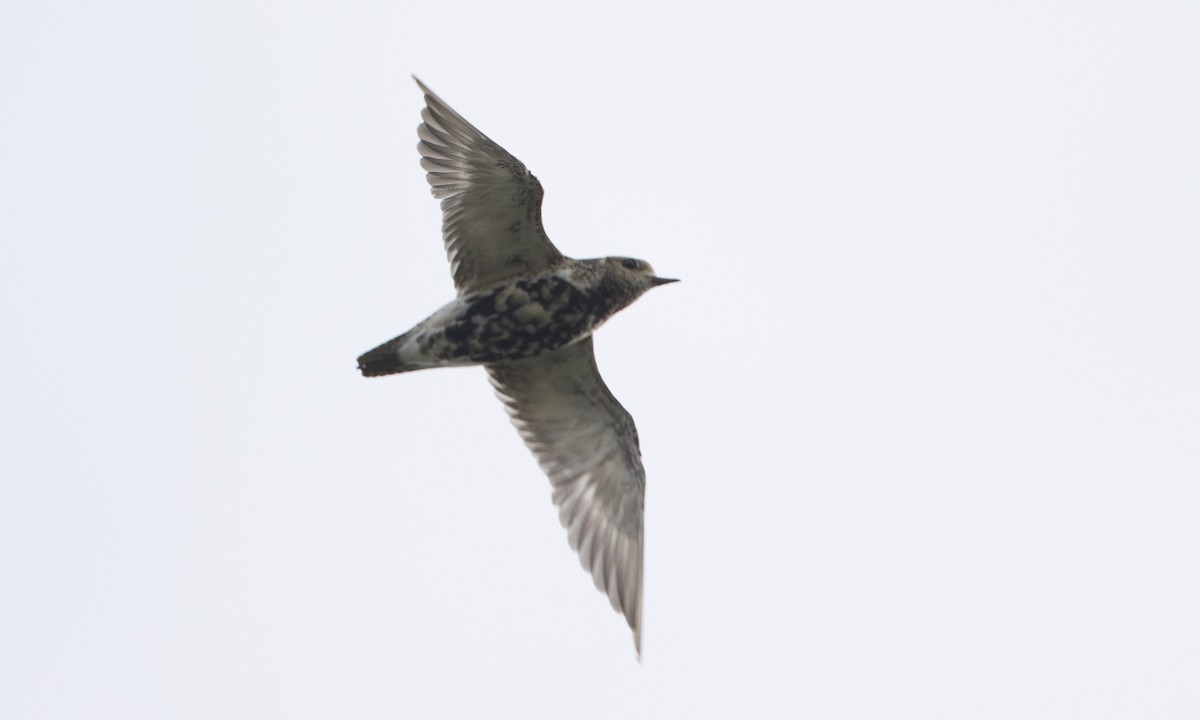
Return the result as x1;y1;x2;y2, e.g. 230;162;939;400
409;274;615;365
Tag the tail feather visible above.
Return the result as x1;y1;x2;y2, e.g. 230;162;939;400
357;333;421;377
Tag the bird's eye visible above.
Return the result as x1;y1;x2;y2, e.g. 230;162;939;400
621;258;638;270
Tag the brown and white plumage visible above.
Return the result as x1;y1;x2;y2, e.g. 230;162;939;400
358;77;674;655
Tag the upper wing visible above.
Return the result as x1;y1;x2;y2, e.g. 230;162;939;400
486;338;645;654
414;77;565;294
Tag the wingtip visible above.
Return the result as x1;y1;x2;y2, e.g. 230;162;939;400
412;75;454;116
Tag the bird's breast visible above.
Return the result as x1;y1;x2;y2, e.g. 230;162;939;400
418;275;616;363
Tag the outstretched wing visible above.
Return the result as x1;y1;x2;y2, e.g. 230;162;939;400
486;338;645;653
414;77;564;294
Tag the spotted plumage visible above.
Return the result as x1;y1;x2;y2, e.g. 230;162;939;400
358;259;671;374
357;78;675;656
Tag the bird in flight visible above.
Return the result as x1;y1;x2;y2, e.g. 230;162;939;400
357;77;676;655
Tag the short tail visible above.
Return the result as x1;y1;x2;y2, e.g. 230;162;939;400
357;333;422;377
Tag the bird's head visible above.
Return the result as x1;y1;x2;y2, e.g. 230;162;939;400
604;256;680;296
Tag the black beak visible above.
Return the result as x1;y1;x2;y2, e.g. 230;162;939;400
650;277;680;287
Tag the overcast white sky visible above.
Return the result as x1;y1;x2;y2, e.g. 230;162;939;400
2;1;1199;717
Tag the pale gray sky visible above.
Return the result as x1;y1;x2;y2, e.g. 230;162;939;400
2;1;1198;717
